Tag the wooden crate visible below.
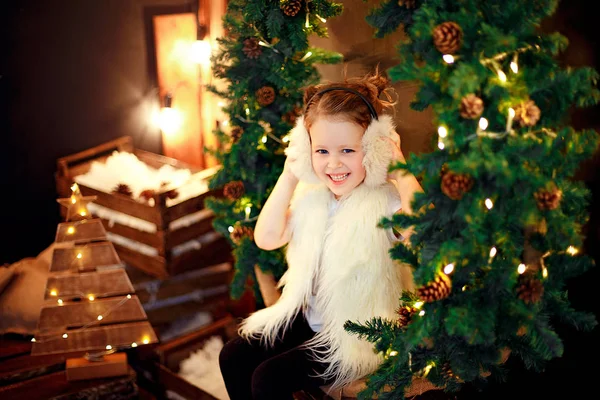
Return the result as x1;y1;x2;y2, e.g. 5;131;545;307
55;136;230;279
152;315;238;400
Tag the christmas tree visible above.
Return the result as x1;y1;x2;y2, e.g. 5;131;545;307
205;0;342;303
344;0;600;398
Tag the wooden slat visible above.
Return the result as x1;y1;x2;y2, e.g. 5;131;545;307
0;367;137;399
157;363;218;400
145;292;229;326
31;321;158;356
165;209;215;250
134;263;232;304
79;185;162;226
55;219;107;244
50;242;121;273
155;315;235;370
56;136;133;178
169;235;231;275
38;296;147;333
112;243;168;279
135;149;202;173
45;269;134;301
99;218;165;252
163;188;220;224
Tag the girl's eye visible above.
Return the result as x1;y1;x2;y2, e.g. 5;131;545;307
342;149;355;154
315;149;328;154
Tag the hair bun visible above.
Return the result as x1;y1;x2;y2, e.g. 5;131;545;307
366;74;391;96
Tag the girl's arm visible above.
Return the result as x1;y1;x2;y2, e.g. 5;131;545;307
254;160;299;250
387;138;424;240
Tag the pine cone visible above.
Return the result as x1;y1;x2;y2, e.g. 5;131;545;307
517;274;544;304
139;189;156;202
256;86;276;107
513;100;541;127
283;107;301;125
433;22;463;54
441;363;460;381
396;305;418;327
418;273;452;302
166;189;179;200
441;171;474;200
224;181;245;200
534;186;562;210
230;223;254;245
230;127;243;143
281;0;302;17
113;183;133;197
242;37;262;59
398;0;416;8
459;94;484;119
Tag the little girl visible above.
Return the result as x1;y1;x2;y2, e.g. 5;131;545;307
219;71;423;399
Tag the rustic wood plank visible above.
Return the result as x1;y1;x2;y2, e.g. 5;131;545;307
55;219;107;244
165;210;215;250
56;136;133;178
99;218;165;252
133;263;232;304
135;149;202;173
155;315;235;371
38;296;147;333
0;367;138;399
45;269;134;301
157;363;218;400
112;243;168;279
50;242;121;273
145;292;229;327
31;321;158;356
163;189;221;224
79;185;162;226
170;235;231;275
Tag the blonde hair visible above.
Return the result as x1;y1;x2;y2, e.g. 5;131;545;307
303;69;396;130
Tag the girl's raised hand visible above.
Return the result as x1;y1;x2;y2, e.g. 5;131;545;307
283;155;300;186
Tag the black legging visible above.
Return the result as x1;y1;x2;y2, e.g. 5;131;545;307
219;314;333;400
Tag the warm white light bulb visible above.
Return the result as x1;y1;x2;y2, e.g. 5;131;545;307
261;135;267;144
31;338;36;342
508;107;515;118
485;198;494;209
57;299;63;305
443;263;455;275
566;246;579;255
442;54;455;64
437;141;445;150
517;263;527;274
88;295;95;301
542;267;548;278
282;135;290;143
389;350;398;357
497;69;507;82
419;310;425;316
489;247;497;258
76;252;82;259
438;126;448;138
126;294;132;299
62;333;68;339
158;107;183;136
67;226;75;234
414;301;424;309
478;118;489;131
50;289;58;297
97;315;103;321
228;226;234;233
106;345;112;350
131;342;138;348
510;61;518;73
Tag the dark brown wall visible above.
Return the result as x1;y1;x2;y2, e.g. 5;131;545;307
1;0;192;263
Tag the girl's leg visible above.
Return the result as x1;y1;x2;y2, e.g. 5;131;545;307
219;314;316;400
251;345;332;400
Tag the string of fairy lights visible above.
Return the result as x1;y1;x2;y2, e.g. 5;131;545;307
379;42;582;377
32;184;153;352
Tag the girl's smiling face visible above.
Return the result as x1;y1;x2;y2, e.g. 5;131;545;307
309;117;366;199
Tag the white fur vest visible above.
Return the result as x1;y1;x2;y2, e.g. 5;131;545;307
239;181;414;389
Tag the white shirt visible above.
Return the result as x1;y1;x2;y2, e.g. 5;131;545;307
306;194;402;332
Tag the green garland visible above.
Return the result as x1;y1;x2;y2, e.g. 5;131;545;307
344;0;600;398
205;0;342;304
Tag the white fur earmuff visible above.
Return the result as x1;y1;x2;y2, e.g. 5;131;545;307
284;115;400;188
